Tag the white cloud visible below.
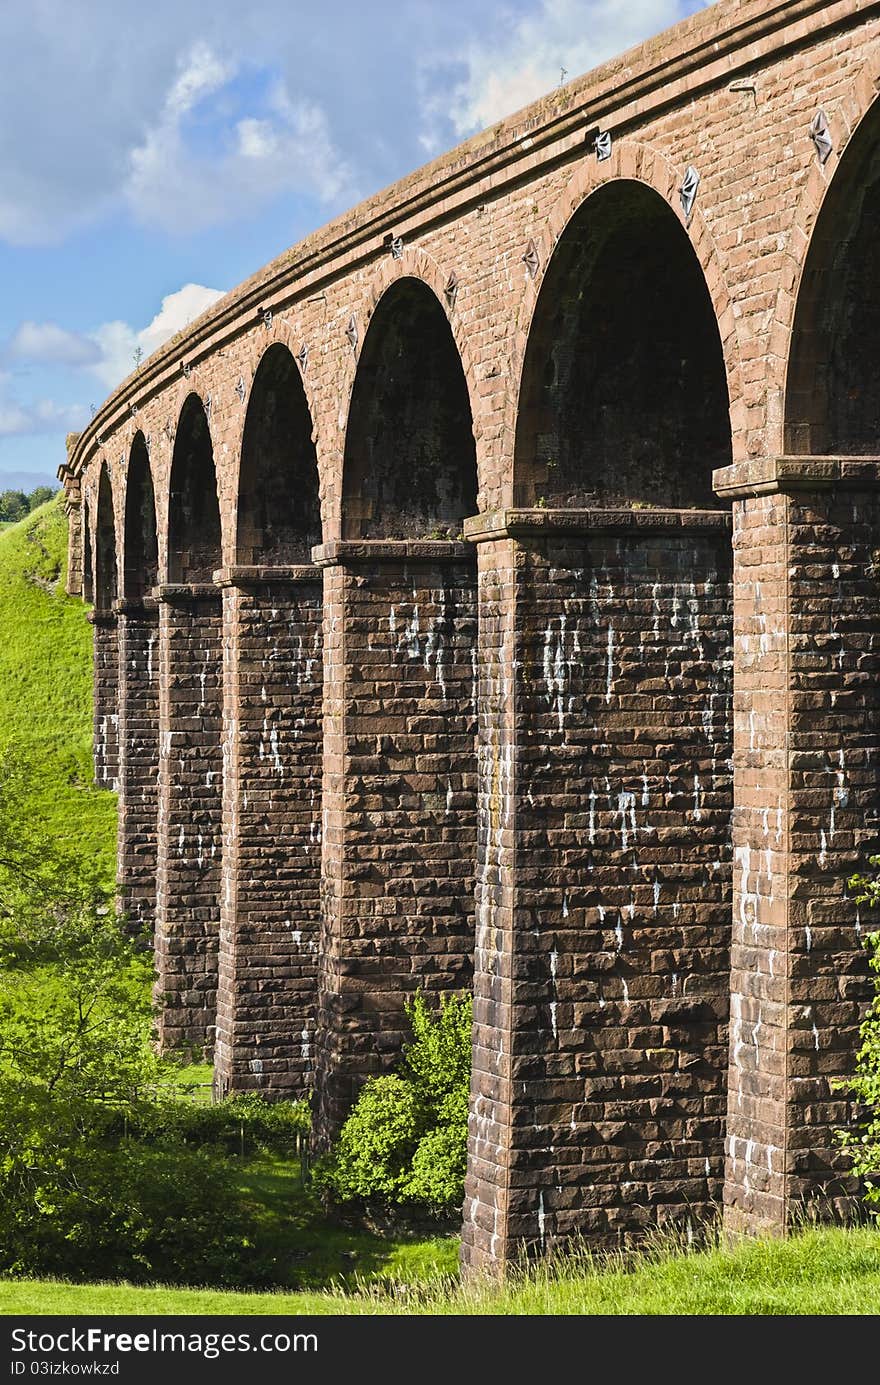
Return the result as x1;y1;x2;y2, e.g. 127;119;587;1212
124;45;354;234
429;0;695;137
0;397;86;438
1;283;226;401
89;283;226;391
6;321;101;368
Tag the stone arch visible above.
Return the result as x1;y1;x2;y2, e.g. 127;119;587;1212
82;494;94;604
235;341;321;564
505;142;742;501
95;462;118;612
342;272;477;538
512;154;733;508
123;433;158;600
167;393;221;583
783;66;880;454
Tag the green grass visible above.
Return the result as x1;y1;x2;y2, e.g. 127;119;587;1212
230;1155;457;1291
2;1226;879;1315
0;496;116;883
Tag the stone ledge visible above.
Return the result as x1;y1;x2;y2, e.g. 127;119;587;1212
113;596;159;616
312;540;474;567
463;507;733;541
86;608;117;626
152;583;222;603
213;564;321;587
713;456;880;497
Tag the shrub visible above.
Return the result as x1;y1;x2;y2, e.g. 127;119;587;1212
315;992;472;1218
835;861;880;1207
0;1083;281;1286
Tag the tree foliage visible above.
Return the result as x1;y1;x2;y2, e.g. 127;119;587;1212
0;486;56;523
0;751;306;1286
315;991;472;1218
835;859;880;1209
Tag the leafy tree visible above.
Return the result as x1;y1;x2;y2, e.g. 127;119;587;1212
27;485;56;510
0;489;28;522
835;859;880;1209
0;749;300;1286
314;991;472;1217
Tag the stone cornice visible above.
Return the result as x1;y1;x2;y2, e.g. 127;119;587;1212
312;540;473;567
213;564;321;587
66;0;876;482
713;455;880;496
464;507;733;541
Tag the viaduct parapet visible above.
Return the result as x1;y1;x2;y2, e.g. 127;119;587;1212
61;0;880;1272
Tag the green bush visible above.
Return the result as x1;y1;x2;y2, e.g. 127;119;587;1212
0;757;308;1286
315;992;472;1218
129;1092;311;1155
835;862;880;1208
0;1083;280;1286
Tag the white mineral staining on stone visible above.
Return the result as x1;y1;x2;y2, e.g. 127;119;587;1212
615;916;624;951
537;1191;546;1249
805;925;812;952
819;829;827;868
543;616;568;732
692;774;702;821
617;791;636;851
605;623;614;703
300;1028;310;1063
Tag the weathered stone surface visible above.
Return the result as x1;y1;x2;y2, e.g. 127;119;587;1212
58;0;880;1278
214;570;323;1099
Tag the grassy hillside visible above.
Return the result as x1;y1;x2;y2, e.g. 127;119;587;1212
2;1226;880;1315
0;494;116;882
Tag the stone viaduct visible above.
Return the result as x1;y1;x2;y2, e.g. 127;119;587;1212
60;0;880;1274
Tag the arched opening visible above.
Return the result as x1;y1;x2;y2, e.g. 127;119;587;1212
786;100;880;453
117;433;160;936
154;392;224;1056
83;498;94;604
216;343;325;1099
95;463;117;612
342;278;477;537
316;277;479;1140
123;434;158;600
167;395;221;582
515;180;731;507
466;178;736;1259
237;344;321;564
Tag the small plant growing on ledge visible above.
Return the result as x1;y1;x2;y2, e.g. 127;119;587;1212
834;859;880;1211
313;991;472;1222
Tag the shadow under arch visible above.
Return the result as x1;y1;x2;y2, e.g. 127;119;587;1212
123;433;158;600
785;94;880;454
167;394;221;583
236;342;321;564
95;462;118;611
342;276;477;538
514;178;731;508
82;496;94;605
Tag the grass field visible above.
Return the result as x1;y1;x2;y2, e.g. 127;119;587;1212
0;495;116;882
2;1226;879;1315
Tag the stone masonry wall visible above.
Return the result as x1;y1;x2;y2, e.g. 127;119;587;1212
115;600;159;935
90;612;119;792
723;478;879;1231
214;569;323;1099
463;511;733;1270
314;543;478;1144
154;587;224;1055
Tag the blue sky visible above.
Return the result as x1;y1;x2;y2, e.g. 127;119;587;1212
0;0;707;492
